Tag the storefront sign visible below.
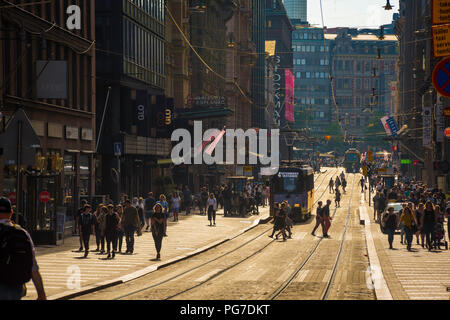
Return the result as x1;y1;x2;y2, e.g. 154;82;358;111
136;90;149;137
65;126;78;140
48;122;63;138
444;107;450;116
433;0;450;25
445;127;450;137
81;128;93;141
432;24;450;58
244;166;253;176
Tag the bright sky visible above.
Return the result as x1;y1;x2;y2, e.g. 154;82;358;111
307;0;400;29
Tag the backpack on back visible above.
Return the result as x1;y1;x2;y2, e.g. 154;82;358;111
0;224;33;287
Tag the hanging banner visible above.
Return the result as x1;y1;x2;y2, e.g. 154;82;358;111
135;90;149;137
423;107;433;147
380;116;399;136
284;69;295;123
437;94;446;142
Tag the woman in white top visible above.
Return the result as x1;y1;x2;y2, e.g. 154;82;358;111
207;193;218;226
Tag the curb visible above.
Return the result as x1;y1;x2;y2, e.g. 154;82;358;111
359;200;393;300
50;213;272;300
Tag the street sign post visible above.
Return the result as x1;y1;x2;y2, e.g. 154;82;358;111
39;191;51;203
114;142;122;156
432;57;450;97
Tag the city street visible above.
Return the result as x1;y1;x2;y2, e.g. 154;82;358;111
22;168;440;301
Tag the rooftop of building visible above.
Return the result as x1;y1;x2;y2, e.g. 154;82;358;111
324;34;397;41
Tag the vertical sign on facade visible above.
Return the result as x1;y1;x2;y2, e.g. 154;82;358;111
273;55;282;127
423;106;433;147
136;90;149;137
436;94;445;142
284;69;295;123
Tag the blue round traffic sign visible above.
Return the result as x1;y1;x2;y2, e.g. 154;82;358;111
433;58;450;98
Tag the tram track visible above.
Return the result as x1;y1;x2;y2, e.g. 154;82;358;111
75;167;339;300
269;174;359;300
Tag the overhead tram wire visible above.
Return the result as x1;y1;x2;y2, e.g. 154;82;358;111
165;3;252;105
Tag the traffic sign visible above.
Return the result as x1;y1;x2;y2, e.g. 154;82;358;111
445;127;450;137
433;0;450;25
432;24;450;57
432;58;450;97
7;192;16;204
39;191;51;203
114;142;122;156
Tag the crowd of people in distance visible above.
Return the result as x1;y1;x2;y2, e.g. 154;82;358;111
371;177;449;252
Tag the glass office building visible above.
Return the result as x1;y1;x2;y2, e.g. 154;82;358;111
284;0;307;22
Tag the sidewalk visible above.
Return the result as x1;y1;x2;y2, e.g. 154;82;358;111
360;191;450;300
25;207;271;300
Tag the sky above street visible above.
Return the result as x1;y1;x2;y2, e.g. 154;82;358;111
307;0;400;28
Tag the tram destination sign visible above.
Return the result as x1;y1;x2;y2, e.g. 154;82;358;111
433;0;450;25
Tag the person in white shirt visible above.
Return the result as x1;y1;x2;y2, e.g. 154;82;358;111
207;193;218;226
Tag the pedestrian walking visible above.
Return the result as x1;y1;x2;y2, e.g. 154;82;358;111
342;178;347;194
223;185;232;216
383;206;398;249
151;203;165;260
171;192;181;222
262;185;267;207
103;204;120;259
144;192;156;231
116;204;125;253
445;204;450;244
122;200;141;254
157;195;169;237
137;197;145;228
398;206;417;251
283;201;293;239
93;204;105;253
335;188;341;208
274;204;288;241
79;204;96;258
329;178;334;193
182;186;192;215
312;201;324;236
414;202;425;247
200;187;209;215
420;201;438;251
0;198;46;300
360;177;365;193
75;200;87;252
322;200;332;238
207;193;218;226
269;203;283;238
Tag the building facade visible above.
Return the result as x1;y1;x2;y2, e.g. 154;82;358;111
395;0;449;191
0;0;96;244
292;26;331;137
329;30;398;148
283;0;307;23
95;0;170;202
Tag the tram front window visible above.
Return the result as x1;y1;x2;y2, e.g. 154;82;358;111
284;177;296;192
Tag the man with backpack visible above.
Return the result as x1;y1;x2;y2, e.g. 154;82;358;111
0;198;46;300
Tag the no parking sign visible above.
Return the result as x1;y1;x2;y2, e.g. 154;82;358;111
432;57;450;97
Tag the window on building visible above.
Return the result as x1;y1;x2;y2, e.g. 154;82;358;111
268;20;272;28
306;72;310;78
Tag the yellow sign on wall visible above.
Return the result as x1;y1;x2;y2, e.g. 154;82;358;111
432;24;450;57
433;0;450;25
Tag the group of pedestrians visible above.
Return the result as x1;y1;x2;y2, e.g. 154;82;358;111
371;177;449;252
269;201;293;241
311;200;333;238
76;193;170;261
329;172;347;207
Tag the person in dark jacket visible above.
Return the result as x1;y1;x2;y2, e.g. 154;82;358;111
103;204;120;259
144;192;156;231
151;203;165;260
122;200;140;254
383;207;398;249
312;201;324;236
